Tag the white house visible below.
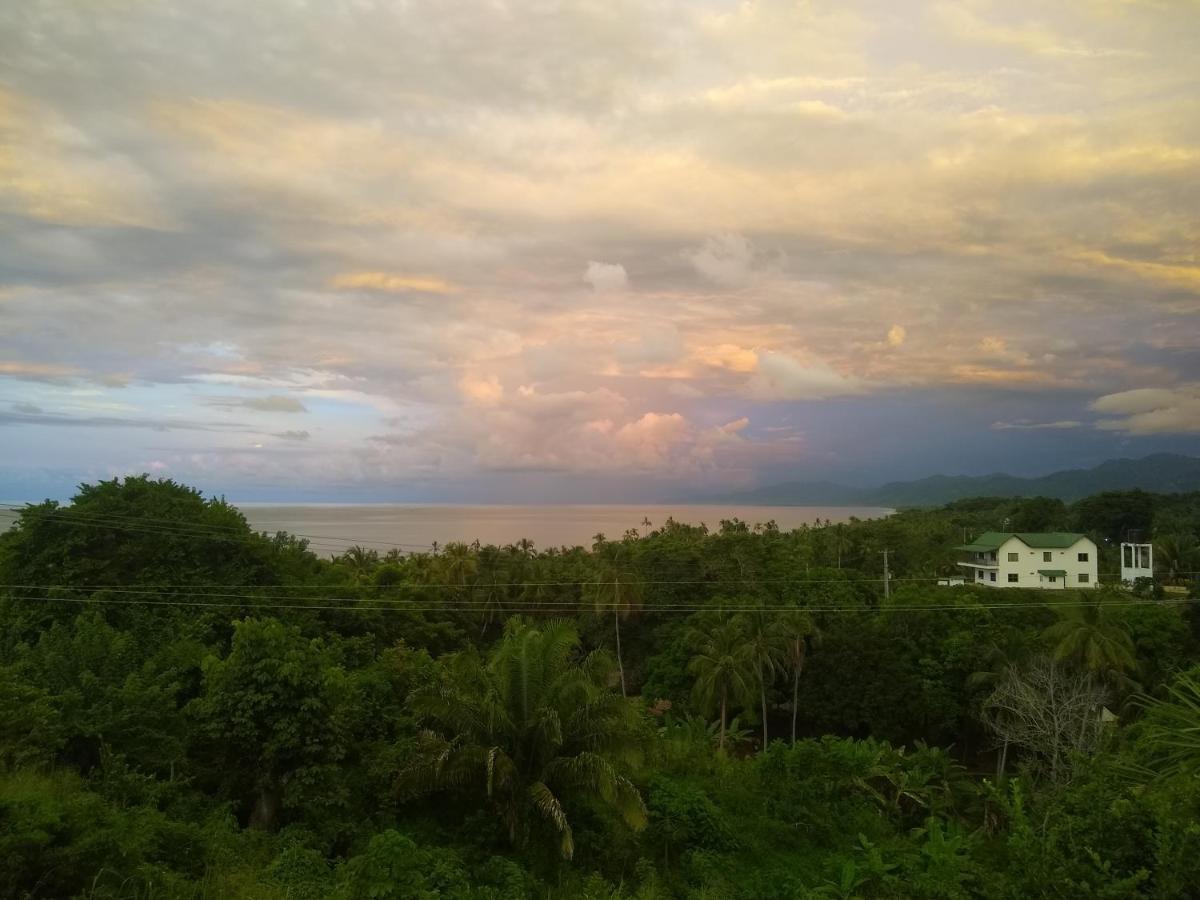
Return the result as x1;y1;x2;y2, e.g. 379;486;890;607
954;532;1099;589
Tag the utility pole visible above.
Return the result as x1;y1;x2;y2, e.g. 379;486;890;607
880;549;891;600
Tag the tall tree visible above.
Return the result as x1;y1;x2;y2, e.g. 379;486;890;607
779;609;817;744
1155;534;1199;584
738;607;789;749
984;657;1109;783
584;539;643;696
1042;601;1136;686
401;619;646;859
188;618;353;831
686;614;755;752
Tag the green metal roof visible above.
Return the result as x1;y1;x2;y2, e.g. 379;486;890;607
954;532;1088;552
1038;569;1067;577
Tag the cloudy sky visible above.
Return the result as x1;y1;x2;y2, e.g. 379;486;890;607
1;0;1198;502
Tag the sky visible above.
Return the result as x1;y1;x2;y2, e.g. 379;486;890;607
1;0;1199;503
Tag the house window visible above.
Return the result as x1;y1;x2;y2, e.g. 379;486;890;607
1078;552;1089;562
1043;551;1052;562
1007;573;1019;583
989;572;997;582
1078;573;1089;583
1008;552;1019;562
1047;576;1057;583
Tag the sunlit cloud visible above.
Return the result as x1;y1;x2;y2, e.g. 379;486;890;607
1;0;1198;497
1092;386;1200;435
583;262;629;293
331;272;458;294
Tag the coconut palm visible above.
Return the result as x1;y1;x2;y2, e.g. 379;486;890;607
737;607;789;749
400;618;646;860
473;545;510;635
337;545;379;585
438;541;477;585
1042;601;1136;686
1155;534;1199;584
780;608;817;744
584;540;643;696
686;614;756;752
1137;668;1200;779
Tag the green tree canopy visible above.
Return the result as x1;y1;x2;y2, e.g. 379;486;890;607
401;618;646;860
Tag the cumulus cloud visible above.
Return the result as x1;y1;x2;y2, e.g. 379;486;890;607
1091;385;1200;434
584;261;628;293
1;0;1198;497
616;325;683;368
459;374;504;405
685;233;760;286
695;344;759;373
747;351;863;401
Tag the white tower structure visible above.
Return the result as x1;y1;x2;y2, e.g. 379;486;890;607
1120;542;1153;584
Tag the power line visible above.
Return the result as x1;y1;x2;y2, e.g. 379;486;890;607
6;592;1198;615
3;570;1193;594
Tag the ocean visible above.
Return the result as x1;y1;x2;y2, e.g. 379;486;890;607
234;504;892;555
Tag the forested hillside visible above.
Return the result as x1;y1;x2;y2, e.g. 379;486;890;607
2;478;1200;898
709;453;1200;507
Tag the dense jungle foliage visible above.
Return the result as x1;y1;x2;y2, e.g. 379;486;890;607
2;477;1200;898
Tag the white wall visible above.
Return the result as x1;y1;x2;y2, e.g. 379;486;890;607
991;537;1098;589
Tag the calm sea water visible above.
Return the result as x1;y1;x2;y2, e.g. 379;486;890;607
0;503;891;556
235;504;892;555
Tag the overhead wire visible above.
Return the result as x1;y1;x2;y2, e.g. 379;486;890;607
4;592;1197;616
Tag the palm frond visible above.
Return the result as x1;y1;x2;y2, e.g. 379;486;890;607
529;781;574;859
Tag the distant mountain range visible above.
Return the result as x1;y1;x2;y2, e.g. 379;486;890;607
702;453;1200;507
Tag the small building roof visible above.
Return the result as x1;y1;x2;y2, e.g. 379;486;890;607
954;531;1089;552
1038;569;1067;577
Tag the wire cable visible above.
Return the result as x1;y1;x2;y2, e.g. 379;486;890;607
5;592;1197;615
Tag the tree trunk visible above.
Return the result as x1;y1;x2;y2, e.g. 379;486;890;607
791;666;800;744
760;662;769;750
249;780;281;831
996;738;1009;782
614;607;626;697
719;689;727;752
791;639;806;745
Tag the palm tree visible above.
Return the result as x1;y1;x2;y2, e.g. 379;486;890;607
686;614;755;752
779;608;816;744
473;545;510;635
437;541;478;624
1155;534;1199;584
1136;668;1200;779
1042;601;1136;686
738;607;789;749
338;545;379;585
584;541;643;696
400;618;646;859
